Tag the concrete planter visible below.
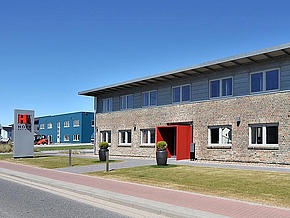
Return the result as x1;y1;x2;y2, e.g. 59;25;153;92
99;148;109;161
156;150;168;166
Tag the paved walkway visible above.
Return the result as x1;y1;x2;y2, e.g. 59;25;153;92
0;161;289;218
53;153;290;174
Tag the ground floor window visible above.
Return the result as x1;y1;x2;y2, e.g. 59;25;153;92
48;135;53;143
73;134;80;141
208;126;232;145
100;131;111;144
141;129;156;145
119;130;132;145
249;124;278;147
64;135;69;141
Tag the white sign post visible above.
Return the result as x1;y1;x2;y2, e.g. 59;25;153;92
13;109;34;158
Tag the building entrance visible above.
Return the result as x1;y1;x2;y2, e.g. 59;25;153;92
156;125;192;160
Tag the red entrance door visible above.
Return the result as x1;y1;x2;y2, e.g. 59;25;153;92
156;125;192;160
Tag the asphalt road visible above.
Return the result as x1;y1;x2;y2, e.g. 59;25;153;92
0;178;128;218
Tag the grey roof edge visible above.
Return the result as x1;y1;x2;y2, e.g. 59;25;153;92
37;111;94;119
78;42;290;96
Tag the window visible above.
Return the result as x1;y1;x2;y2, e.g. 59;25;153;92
143;91;157;107
73;134;80;141
64;121;70;128
249;124;278;147
141;129;156;145
120;95;133;110
210;77;233;98
47;123;52;129
208;126;232;146
102;98;113;112
100;131;111;144
48;135;53;143
172;84;190;103
251;69;279;93
73;120;80;127
119;130;132;145
40;124;45;129
64;135;69;141
91;120;94;127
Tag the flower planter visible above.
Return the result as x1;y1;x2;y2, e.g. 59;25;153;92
156;150;168;166
99;148;109;161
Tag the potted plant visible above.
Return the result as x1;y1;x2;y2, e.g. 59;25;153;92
156;141;168;166
98;142;109;161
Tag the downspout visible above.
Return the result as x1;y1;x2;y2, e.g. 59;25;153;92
93;96;97;155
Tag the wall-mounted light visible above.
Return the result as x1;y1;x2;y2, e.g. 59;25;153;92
95;127;98;132
133;124;137;131
236;117;241;127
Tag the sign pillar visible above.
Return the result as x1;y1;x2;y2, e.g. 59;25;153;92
13;109;34;158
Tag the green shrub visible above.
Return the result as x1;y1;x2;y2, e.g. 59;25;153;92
34;147;39;152
98;142;109;149
0;143;13;153
156;141;167;151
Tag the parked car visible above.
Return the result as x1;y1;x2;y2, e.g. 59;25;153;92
34;135;48;145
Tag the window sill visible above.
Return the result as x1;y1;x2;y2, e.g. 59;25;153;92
207;144;232;149
140;144;155;148
209;95;233;100
118;144;132;147
73;126;80;127
248;144;279;150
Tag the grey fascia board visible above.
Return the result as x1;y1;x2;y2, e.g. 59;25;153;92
78;42;290;96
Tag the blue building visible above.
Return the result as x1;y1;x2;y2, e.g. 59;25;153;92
38;112;94;144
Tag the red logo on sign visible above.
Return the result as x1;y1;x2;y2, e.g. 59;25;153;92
18;114;31;124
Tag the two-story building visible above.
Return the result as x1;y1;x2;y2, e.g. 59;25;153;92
38;112;94;144
79;43;290;164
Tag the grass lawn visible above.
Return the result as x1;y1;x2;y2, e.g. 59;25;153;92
36;145;93;152
0;154;119;169
86;165;290;207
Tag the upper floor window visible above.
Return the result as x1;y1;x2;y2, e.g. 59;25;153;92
143;91;157;107
73;120;80;127
172;84;190;103
210;77;233;98
102;98;112;112
120;95;133;110
64;121;70;128
47;123;52;129
250;69;279;93
40;124;45;129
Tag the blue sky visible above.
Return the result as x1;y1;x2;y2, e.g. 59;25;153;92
1;0;290;126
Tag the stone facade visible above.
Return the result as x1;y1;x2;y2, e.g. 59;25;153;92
95;91;290;164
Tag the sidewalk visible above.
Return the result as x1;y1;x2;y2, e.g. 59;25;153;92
0;161;289;218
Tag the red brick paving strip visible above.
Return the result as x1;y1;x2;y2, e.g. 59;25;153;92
1;161;289;218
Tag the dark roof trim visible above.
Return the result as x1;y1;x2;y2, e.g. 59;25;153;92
79;43;290;96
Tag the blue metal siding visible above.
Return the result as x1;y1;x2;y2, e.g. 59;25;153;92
81;112;94;143
38;112;94;143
